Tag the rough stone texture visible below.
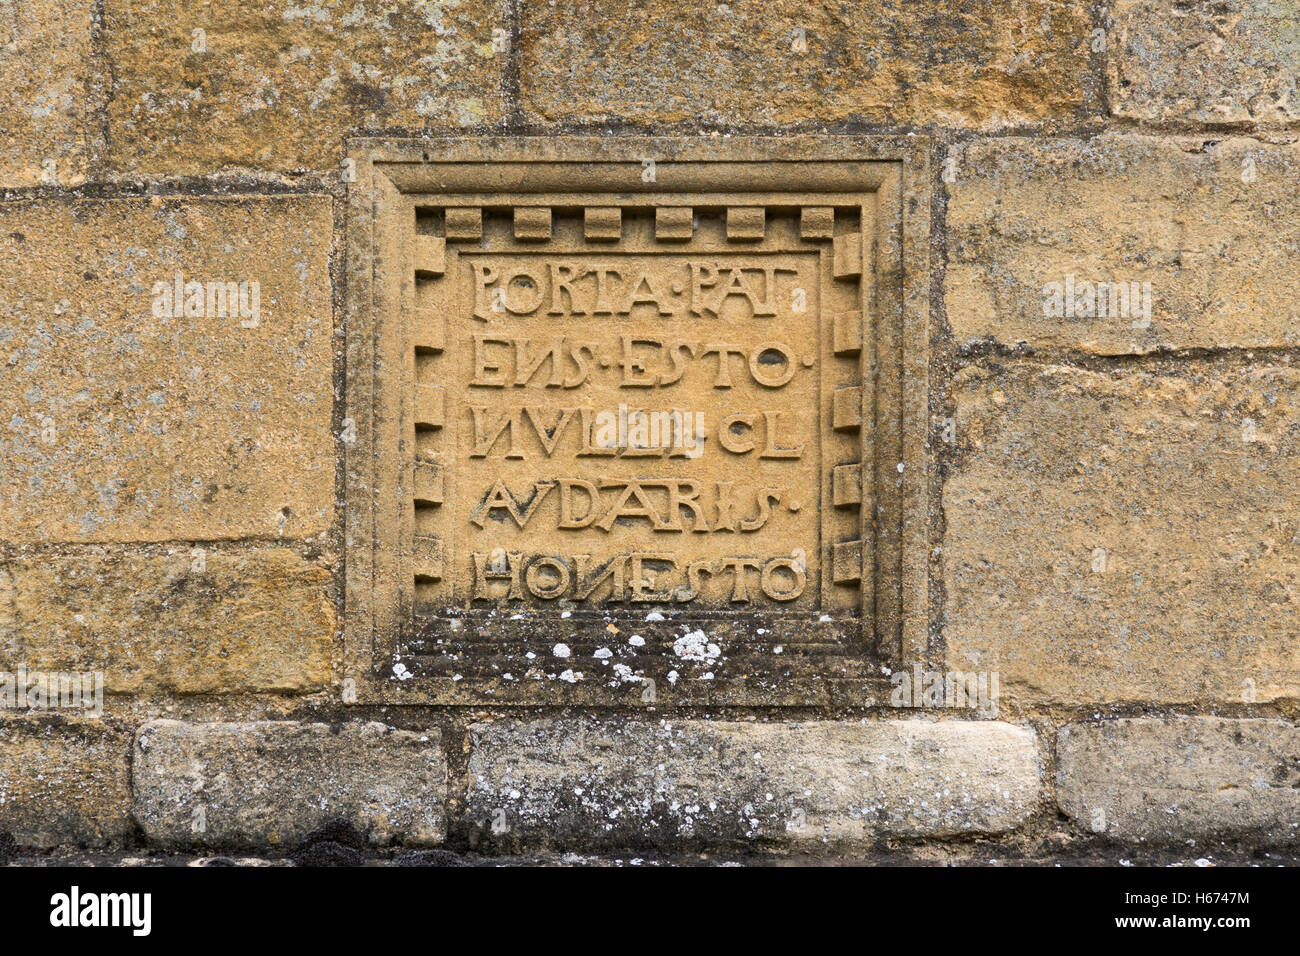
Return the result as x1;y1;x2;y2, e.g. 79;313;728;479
0;717;132;848
0;0;99;187
522;0;1092;129
1110;0;1300;124
946;134;1300;353
1057;718;1300;844
104;0;507;176
0;197;334;544
945;362;1300;705
133;720;446;848
343;141;927;706
0;0;1297;858
0;546;333;694
465;718;1040;849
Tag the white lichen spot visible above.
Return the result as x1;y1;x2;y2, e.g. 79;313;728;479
673;629;720;662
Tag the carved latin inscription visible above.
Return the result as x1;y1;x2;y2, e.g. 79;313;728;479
345;139;929;702
409;205;868;613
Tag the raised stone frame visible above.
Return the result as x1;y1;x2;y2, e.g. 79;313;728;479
343;136;931;706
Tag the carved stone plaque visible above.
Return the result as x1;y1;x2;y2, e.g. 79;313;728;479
344;137;930;705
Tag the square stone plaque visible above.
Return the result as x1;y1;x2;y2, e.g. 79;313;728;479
344;136;930;705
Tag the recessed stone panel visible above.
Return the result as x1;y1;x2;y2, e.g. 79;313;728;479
344;137;930;705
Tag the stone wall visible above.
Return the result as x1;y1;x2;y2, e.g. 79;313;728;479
1;0;1298;857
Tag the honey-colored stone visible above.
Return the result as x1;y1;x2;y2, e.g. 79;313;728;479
0;0;99;187
0;546;334;694
521;0;1093;129
0;197;334;544
1109;0;1300;124
104;0;507;176
12;0;1300;859
945;362;1300;705
946;134;1300;353
428;208;838;609
0;716;132;848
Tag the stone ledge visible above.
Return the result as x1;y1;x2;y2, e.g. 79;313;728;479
0;716;133;848
1056;717;1300;844
132;720;447;849
464;718;1041;850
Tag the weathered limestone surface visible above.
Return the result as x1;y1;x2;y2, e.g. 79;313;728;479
104;0;507;175
1109;0;1300;124
1057;718;1300;843
465;718;1041;848
946;135;1300;353
0;197;334;544
945;362;1300;705
0;0;99;187
0;716;132;848
522;0;1093;128
0;0;1296;859
341;155;921;705
133;720;447;848
0;547;334;694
